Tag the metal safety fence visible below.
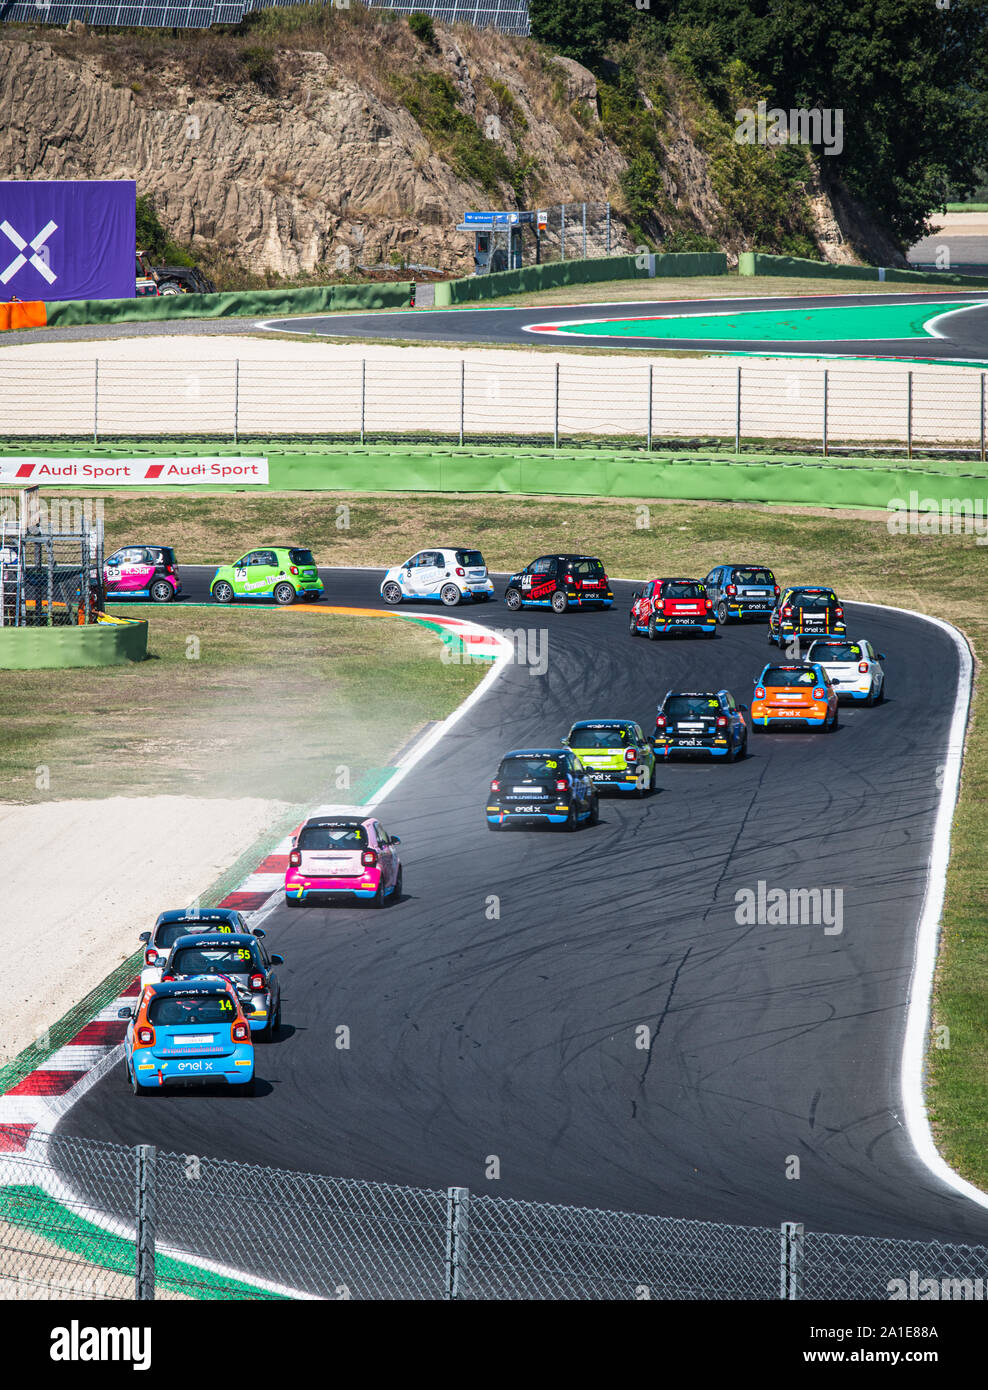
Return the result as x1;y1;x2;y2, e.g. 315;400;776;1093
1;357;986;457
2;1127;988;1299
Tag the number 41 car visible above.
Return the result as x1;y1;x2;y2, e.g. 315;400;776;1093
750;662;838;731
119;979;255;1096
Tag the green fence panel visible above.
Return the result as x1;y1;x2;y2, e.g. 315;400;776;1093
738;251;988;290
44;283;414;328
0;619;148;669
435;252;727;305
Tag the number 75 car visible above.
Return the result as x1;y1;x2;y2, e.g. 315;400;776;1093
119;979;255;1095
210;546;324;605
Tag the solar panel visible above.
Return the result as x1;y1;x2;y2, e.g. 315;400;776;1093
0;0;529;32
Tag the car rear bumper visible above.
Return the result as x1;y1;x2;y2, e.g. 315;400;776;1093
752;710;828;726
486;803;572;824
132;1048;254;1087
655;741;730;757
583;770;641;790
725;601;772;617
655;618;716;632
285;869;382;900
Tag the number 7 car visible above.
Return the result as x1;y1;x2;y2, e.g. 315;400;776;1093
119;979;255;1095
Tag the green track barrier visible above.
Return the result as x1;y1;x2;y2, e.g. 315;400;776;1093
434;252;727;305
44;282;414;328
1;442;984;511
738;251;988;290
0;618;147;669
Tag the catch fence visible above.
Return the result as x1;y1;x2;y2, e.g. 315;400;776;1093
2;1127;987;1300
1;357;986;458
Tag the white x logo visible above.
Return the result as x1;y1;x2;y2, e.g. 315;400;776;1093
0;219;57;285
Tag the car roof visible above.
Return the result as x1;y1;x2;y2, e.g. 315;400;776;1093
167;932;257;950
530;554;601;562
759;662;823;675
155;907;240;926
662;690;726;700
653;576;704;583
299;815;371;829
502;748;569;757
570;718;636;728
146;979;233;998
256;544;309;551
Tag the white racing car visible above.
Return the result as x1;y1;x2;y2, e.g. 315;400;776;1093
804;638;886;704
380;547;495;606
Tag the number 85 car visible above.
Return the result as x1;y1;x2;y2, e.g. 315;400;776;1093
119;979;255;1096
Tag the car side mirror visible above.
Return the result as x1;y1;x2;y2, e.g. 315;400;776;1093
252;928;266;938
270;954;284;966
739;704;748;714
391;836;401;845
878;653;886;661
139;931;150;943
560;736;568;745
118;1007;133;1019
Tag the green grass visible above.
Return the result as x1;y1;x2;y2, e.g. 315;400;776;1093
0;607;483;804
945;203;988;213
85;488;988;1190
486;273;965;309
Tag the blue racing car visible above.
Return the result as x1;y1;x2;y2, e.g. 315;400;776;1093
120;978;255;1095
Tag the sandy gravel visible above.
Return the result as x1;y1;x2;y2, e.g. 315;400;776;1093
0;795;286;1066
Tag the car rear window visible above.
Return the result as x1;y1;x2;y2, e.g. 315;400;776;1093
170;945;259;975
148;995;235;1026
762;668;820;687
155;922;219;951
733;568;773;584
498;755;564;779
455;550;485;567
569;558;604;577
298;824;365;850
793;591;837;609
662;582;704;599
289;549;316;566
570;726;630;749
810;643;861;662
148;547;176;565
665;696;721;718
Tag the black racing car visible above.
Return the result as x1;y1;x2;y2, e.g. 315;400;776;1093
653;690;748;761
504;554;613;613
161;933;284;1041
486;748;599;830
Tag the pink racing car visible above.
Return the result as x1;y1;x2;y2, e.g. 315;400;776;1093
285;815;403;908
104;544;181;603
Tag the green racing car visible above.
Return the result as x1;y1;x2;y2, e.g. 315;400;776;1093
562;719;656;797
210;546;324;605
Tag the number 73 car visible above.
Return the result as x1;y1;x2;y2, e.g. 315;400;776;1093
119;979;255;1095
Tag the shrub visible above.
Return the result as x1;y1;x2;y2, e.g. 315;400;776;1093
407;13;436;49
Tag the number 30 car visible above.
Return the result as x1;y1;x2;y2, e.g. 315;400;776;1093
486;748;599;829
210;546;324;605
119;979;255;1095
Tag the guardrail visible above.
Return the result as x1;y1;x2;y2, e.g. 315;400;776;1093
1;356;985;459
2;1128;986;1299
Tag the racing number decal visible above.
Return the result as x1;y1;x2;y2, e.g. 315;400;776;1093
234;568;247;581
522;574;533;589
219;998;233;1011
236;948;251;961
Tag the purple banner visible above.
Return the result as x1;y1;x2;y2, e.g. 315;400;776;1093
0;180;136;302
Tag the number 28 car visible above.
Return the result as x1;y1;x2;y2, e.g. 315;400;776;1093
750;663;839;731
630;579;716;638
119;979;255;1096
380;548;494;606
804;638;886;704
561;720;656;795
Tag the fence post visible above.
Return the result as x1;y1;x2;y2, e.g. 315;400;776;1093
981;373;985;464
582;202;587;259
553;361;559;449
735;366;742;453
459;359;465;447
233;359;239;445
445;1186;470;1300
560;204;566;260
360;359;366;445
606;202;611;255
647;363;653;451
780;1221;804;1300
822;368;828;456
93;358;99;445
906;370;913;459
135;1144;157;1301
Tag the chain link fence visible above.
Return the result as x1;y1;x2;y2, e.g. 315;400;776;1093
1;358;984;458
2;1126;987;1299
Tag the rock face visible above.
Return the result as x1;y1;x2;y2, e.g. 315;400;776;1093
0;24;899;278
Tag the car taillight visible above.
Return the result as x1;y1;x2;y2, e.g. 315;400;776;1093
656;714;667;729
716;715;728;728
232;1021;249;1043
361;849;378;868
136;1026;154;1046
624;748;637;762
773;584;780;595
835;606;844;618
858;662;869;673
725;584;736;595
813;688;825;700
290;566;299;575
165;565;175;575
490;778;500;792
705;599;713;610
555;779;568;791
782;606;792;617
161;974;174;982
144;949;157;966
289;849;301;868
755;687;765;699
249;972;265;992
565;574;573;582
456;567;465;576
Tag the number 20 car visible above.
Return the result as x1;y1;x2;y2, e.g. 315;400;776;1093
119;979;255;1096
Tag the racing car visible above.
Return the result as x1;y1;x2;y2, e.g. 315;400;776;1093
380;548;494;606
160;932;284;1040
562;719;656;795
139;906;249;987
104;544;181;603
285;815;403;907
504;555;613;613
210;547;324;605
750;662;839;731
119;978;255;1095
486;748;599;829
768;586;846;650
630;578;716;638
804;638;886;704
703;564;779;624
653;690;748;760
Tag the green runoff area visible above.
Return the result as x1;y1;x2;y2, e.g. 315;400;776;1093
76;487;985;1195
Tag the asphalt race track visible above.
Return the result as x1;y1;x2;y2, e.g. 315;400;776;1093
56;566;988;1248
261;290;988;360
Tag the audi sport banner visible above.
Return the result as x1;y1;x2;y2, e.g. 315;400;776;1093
0;180;136;301
0;458;270;485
